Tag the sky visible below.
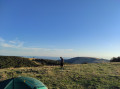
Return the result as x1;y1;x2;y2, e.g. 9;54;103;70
0;0;120;59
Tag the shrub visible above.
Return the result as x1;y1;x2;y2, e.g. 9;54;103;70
110;57;120;62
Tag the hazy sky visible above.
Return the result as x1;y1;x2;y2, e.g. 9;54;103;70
0;0;120;59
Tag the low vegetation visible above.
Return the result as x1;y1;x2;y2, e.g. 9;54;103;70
0;56;64;68
33;59;60;65
110;57;120;62
0;56;38;68
0;62;120;89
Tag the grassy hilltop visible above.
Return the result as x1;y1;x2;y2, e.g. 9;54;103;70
0;63;120;89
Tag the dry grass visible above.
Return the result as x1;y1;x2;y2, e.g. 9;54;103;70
28;58;35;60
0;63;120;89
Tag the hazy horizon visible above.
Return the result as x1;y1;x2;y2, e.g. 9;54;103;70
0;55;111;60
0;0;120;59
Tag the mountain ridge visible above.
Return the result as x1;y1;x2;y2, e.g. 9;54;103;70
64;57;109;64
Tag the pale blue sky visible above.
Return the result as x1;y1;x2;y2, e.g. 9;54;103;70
0;0;120;59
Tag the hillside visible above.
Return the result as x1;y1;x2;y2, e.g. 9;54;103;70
33;59;61;65
0;56;38;68
65;57;109;64
0;63;120;89
0;56;67;68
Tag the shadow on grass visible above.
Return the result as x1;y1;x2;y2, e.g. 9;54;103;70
0;78;13;89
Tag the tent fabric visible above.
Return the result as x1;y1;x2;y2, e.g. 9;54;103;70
17;77;47;89
1;77;47;89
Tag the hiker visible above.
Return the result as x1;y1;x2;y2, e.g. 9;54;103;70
60;57;64;69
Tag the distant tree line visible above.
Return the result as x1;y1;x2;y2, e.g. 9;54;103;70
110;57;120;62
0;56;38;68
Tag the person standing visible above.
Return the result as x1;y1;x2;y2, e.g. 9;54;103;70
60;57;64;69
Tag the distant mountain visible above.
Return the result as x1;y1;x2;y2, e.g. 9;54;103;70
64;57;109;64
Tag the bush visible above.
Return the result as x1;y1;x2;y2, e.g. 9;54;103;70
110;57;120;62
82;62;88;64
33;59;60;65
